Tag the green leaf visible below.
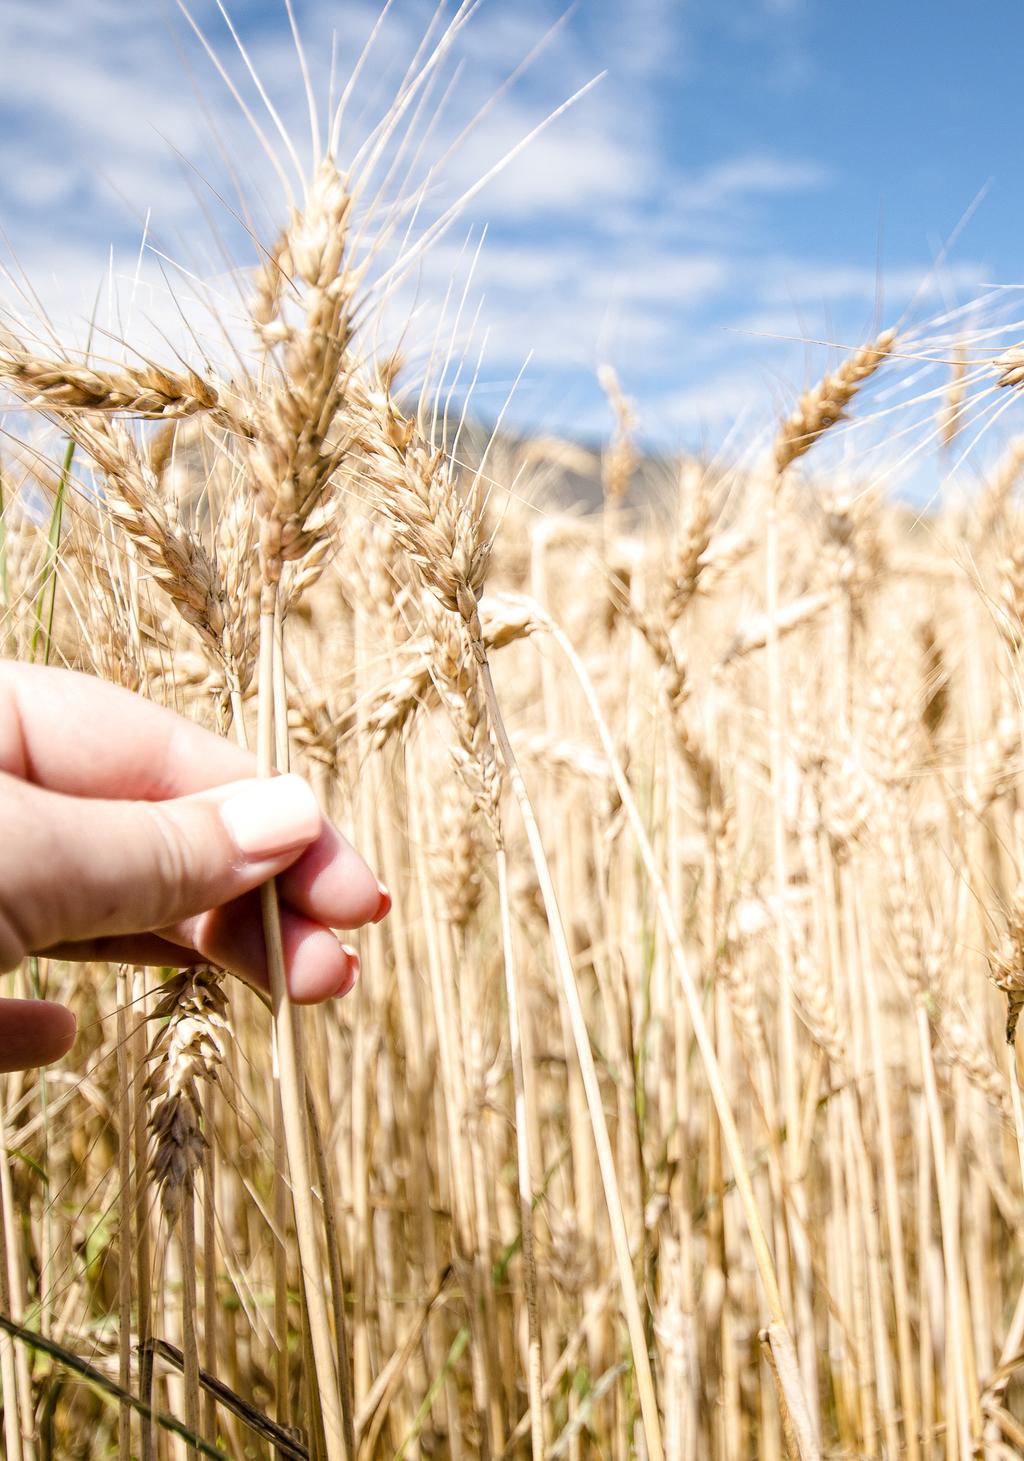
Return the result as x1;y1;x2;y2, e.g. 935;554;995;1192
30;434;75;665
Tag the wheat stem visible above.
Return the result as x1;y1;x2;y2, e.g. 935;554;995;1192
475;654;666;1461
0;1089;24;1461
494;841;544;1461
115;976;133;1461
257;590;346;1461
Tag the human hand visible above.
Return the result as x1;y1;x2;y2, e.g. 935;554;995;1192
0;663;390;1071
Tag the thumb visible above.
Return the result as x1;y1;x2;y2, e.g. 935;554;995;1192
0;772;324;971
0;998;76;1072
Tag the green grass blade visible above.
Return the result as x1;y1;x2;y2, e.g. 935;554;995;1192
393;1326;469;1461
30;435;75;665
0;1310;230;1460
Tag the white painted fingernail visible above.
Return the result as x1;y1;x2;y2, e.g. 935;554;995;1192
219;775;321;859
333;945;360;998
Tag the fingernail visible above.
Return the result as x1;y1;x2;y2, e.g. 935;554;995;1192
334;944;360;997
372;883;392;923
220;775;322;859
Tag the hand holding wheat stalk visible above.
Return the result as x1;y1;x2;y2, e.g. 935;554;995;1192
0;661;387;1069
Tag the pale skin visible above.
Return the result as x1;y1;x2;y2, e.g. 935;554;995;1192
0;662;390;1072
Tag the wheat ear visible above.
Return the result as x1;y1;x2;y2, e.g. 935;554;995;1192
774;328;897;476
0;347;225;419
145;970;230;1220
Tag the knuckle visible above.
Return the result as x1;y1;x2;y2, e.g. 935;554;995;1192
142;803;199;920
140;799;223;925
0;776;62;958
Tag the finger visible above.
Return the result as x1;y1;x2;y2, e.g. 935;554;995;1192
0;998;76;1072
276;819;389;930
0;770;325;970
39;934;212;968
0;664;390;930
64;791;390;937
48;902;362;1004
0;662;255;797
186;897;361;1002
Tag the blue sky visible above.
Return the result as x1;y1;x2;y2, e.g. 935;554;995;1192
1;0;1022;460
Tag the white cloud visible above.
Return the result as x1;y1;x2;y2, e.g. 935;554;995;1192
674;154;829;213
608;254;732;304
755;258;987;309
444;102;653;219
654;372;774;433
588;0;690;85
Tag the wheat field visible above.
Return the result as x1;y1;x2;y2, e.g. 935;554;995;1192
1;9;1024;1461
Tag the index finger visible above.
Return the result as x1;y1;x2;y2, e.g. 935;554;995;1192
0;662;256;799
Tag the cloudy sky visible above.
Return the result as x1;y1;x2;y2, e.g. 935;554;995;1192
1;0;1022;455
